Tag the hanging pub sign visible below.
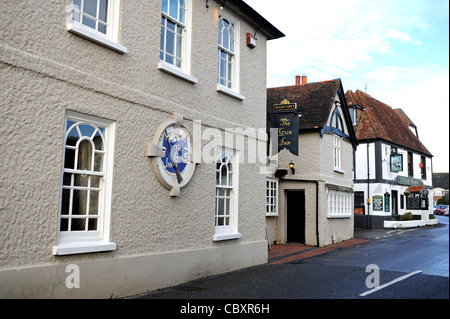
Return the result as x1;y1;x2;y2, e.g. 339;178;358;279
390;154;403;172
271;100;299;155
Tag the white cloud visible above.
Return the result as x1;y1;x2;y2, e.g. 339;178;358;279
385;29;412;42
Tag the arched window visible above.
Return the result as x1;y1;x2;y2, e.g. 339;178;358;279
61;121;106;233
218;16;235;89
215;153;233;227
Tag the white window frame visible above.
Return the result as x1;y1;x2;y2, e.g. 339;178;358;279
67;0;127;53
266;178;279;216
53;111;116;255
333;135;342;171
217;11;244;101
328;190;352;218
213;148;241;241
158;0;197;84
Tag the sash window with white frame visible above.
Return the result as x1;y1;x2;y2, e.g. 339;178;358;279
217;12;243;100
159;0;196;83
333;135;341;170
214;149;241;241
53;112;116;255
160;0;186;68
266;178;278;216
67;0;127;53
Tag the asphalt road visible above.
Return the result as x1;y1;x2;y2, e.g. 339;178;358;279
130;215;448;311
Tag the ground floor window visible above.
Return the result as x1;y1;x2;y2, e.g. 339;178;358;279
328;190;352;218
266;178;278;216
213;148;241;241
53;111;116;255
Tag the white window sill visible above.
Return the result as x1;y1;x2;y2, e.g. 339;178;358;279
67;22;128;54
266;213;279;217
158;61;198;84
213;232;242;241
327;215;352;219
217;84;245;101
334;168;346;174
52;241;117;256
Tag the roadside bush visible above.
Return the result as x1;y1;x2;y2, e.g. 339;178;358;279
402;212;413;221
429;214;436;220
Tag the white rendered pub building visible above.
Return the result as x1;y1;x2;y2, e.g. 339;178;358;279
346;90;434;228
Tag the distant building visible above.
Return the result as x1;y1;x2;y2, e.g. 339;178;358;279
346;90;434;228
266;77;358;247
432;173;449;205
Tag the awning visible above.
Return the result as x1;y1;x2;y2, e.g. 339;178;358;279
405;185;426;193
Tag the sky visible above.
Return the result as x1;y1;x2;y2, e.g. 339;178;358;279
244;0;449;173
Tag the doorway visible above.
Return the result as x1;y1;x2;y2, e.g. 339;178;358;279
286;190;305;243
392;190;398;216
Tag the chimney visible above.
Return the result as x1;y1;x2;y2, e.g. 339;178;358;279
301;75;307;85
295;75;307;85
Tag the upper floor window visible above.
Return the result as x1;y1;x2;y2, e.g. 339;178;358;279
160;0;186;68
420;156;427;180
159;0;197;83
333;135;341;170
217;12;244;100
53;112;116;255
408;152;413;177
67;0;127;53
218;16;235;89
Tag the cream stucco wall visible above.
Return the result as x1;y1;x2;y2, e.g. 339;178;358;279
0;0;276;298
266;104;355;247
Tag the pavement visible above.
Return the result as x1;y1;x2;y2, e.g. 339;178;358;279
267;237;371;264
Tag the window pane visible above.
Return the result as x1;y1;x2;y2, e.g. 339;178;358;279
71;218;86;231
78;140;93;171
169;0;178;19
79;124;96;139
89;191;99;215
93;130;104;150
84;0;98;17
61;189;71;215
63;173;72;186
88;218;98;231
161;0;168;14
60;218;69;231
218;198;225;215
94;153;103;172
64;148;75;169
91;176;100;188
74;174;89;187
72;189;88;215
66;126;79;146
82;16;96;29
99;0;108;22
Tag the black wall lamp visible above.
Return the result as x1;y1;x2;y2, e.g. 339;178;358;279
206;0;209;8
220;0;226;9
289;161;295;174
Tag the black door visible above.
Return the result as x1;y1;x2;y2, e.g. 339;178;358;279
287;190;305;243
392;190;398;216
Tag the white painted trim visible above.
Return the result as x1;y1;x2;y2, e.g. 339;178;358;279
213;232;242;241
158;61;198;84
52;241;116;255
217;84;245;101
67;22;127;54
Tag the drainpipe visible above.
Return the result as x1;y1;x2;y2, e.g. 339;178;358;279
367;143;370;229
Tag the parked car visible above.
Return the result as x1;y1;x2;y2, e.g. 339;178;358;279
434;204;448;215
445;207;449;216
